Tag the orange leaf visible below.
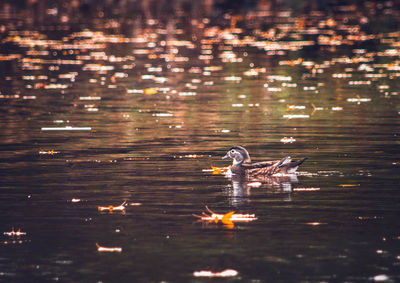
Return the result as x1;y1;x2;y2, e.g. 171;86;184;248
221;211;235;225
211;166;221;175
144;88;157;95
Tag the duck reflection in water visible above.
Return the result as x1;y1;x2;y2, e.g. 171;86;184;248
222;146;307;206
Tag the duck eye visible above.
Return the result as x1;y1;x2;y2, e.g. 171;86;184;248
230;149;235;154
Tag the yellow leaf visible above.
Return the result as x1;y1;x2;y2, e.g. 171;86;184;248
144;88;157;95
221;211;235;225
211;166;221;175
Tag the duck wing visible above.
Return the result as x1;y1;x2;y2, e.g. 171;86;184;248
242;158;285;177
279;157;308;174
241;160;279;169
243;157;307;177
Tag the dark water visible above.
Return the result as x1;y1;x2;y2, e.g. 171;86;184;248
1;1;400;282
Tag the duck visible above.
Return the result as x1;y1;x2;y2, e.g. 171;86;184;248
222;146;307;179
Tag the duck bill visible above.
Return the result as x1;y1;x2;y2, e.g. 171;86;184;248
222;153;229;159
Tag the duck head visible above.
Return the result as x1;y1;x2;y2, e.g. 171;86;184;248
222;146;252;165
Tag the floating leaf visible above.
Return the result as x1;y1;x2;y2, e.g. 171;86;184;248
96;243;122;253
98;201;127;212
193;206;257;223
39;149;59;155
304;222;327;226
339;184;360;187
293;187;320;191
280;137;296;144
283;114;310;119
221;211;235;225
286;105;306;110
144;88;158;95
41;126;92;131
4;228;26;237
205;166;231;175
193;269;238;278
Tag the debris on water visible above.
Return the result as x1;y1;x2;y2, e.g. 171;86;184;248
286;105;306;110
243;69;260;76
282;82;297;87
0;94;20;99
203;166;231;175
304;222;327;226
372;274;389;282
39;149;59;155
41;126;92;131
332;73;352;78
293;187;320;191
349;80;371;85
339;184;360;188
267;75;292;81
152;113;173;117
283;114;310;119
232;103;243;107
98;201;127;212
193;269;238;278
248;103;260;107
357;216;382;220
79;96;101;100
303;86;317;91
266;87;282;92
311;103;324;112
280;137;296;144
144;88;158;95
22;95;36;100
4;228;26;237
86;107;99;112
224;76;242;82
194;206;257;225
182;154;209;159
127;89;143;94
44;83;68;89
346;96;371;103
96;243;122;253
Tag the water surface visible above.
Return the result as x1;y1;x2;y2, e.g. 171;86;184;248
0;1;399;282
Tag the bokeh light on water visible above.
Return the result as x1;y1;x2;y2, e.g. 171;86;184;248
0;0;399;281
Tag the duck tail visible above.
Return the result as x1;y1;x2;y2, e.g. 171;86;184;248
295;157;308;166
286;157;308;173
276;156;292;168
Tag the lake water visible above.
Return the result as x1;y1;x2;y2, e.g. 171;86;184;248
0;1;399;282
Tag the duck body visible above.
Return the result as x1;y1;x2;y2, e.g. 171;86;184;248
223;146;307;180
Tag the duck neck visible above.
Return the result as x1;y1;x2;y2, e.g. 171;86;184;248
232;159;245;175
